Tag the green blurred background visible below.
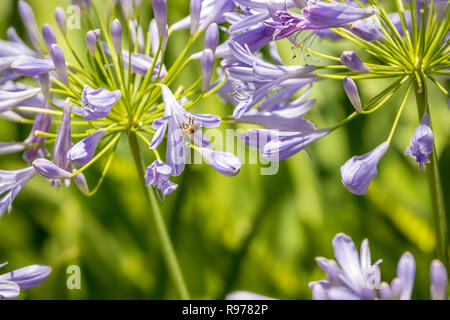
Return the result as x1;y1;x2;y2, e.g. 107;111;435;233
0;0;448;300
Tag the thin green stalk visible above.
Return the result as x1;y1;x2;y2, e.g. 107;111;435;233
127;132;189;299
414;78;449;274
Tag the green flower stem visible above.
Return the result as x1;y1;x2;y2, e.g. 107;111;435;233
386;81;412;143
127;132;189;299
414;77;449;273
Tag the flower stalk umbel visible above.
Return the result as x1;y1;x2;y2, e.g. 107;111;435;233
0;0;448;299
214;0;449;275
0;0;246;299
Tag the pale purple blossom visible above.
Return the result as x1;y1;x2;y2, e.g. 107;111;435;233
200;148;241;176
405;114;433;169
150;85;220;176
80;85;122;120
340;142;389;195
0;167;37;217
341;51;370;73
343;77;362;111
145;160;178;199
67;129;106;167
309;233;382;300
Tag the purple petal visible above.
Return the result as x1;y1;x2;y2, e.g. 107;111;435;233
0;265;51;289
67;129;106;166
32;158;72;180
396;252;416;300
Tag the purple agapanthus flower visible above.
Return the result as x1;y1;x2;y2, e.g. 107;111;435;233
340;142;389;195
309;233;382;300
341;51;370;73
265;0;377;40
223;40;315;118
311;233;449;300
32;158;72;180
0;262;50;299
150;85;221;176
145;160;178;200
0;87;41;112
236;81;317;131
67;129;106;167
379;252;415;300
80;85;122;120
0;167;37;217
405;114;433;169
11;57;55;77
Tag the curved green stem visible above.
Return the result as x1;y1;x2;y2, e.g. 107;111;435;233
127;132;189;299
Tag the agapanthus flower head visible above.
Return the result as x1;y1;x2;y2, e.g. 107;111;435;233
405;114;434;169
340;142;389;195
312;233;449;300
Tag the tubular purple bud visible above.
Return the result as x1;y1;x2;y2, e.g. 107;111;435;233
11;57;55;76
340;142;389;195
201;49;214;92
152;0;167;40
343;77;362;112
73;172;89;195
341;51;370;73
0;265;51;290
38;73;50;100
430;260;447;300
190;0;202;35
50;44;69;86
54;7;67;35
32;159;72;180
67;129;106;167
405;114;434;169
86;30;98;56
204;23;219;53
0;87;42;112
200;148;241;177
111;19;122;53
53;100;72;171
42;24;57;52
18;1;42;54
